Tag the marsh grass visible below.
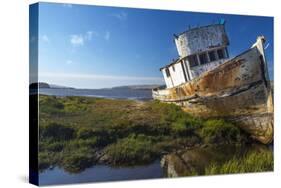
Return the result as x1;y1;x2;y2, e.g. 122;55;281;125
38;95;253;173
105;134;158;165
199;119;247;144
205;150;273;174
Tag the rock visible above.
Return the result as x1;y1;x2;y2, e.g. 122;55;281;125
161;153;190;177
160;144;262;177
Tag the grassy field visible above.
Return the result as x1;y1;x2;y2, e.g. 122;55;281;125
38;95;272;174
205;149;273;174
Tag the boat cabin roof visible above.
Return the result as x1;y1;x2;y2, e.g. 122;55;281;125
174;23;225;39
159;56;184;71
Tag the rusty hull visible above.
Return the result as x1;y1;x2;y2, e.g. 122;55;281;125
153;39;273;144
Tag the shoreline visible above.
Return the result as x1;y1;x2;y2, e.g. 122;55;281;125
35;89;153;101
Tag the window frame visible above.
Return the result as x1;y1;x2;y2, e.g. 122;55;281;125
187;55;199;68
217;48;225;59
165;68;170;77
199;52;209;65
208;50;217;62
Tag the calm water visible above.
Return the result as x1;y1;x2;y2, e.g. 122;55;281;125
38;144;273;185
39;88;153;100
39;160;164;185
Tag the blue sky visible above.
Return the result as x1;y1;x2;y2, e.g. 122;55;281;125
34;2;273;89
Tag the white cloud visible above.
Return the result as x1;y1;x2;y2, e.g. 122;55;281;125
85;31;98;40
104;31;110;41
70;35;84;46
40;72;163;81
70;31;98;47
62;3;72;8
41;35;49;43
111;12;127;21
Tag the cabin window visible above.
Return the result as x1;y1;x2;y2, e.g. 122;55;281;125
217;48;225;59
165;68;170;77
187;55;199;67
208;51;217;62
172;65;175;71
199;53;208;65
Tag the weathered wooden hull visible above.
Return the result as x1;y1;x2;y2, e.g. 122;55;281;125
153;37;273;144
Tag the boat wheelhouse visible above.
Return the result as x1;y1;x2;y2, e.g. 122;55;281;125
161;23;230;88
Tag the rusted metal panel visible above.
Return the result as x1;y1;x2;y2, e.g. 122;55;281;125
154;47;263;101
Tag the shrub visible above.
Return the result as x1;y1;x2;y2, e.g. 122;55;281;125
65;138;98;149
105;134;157;165
38;152;58;171
171;118;187;133
109;118;160;138
77;127;95;139
86;128;115;147
61;147;95;173
171;116;201;136
38;152;51;171
40;123;75;141
45;141;64;152
199;119;242;144
152;101;184;123
39;96;64;114
63;100;88;113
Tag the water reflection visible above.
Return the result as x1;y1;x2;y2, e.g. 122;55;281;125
39;144;273;185
39;160;163;185
161;144;273;177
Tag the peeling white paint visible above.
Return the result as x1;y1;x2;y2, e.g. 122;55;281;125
174;24;229;57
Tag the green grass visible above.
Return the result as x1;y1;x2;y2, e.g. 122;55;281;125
38;95;251;173
199;119;246;144
105;134;158;165
205;150;273;174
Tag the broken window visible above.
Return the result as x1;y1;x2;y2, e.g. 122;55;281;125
208;51;217;62
165;68;170;77
187;55;199;67
217;48;225;59
199;53;208;65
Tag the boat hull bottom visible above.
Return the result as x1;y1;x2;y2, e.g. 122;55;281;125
229;113;273;144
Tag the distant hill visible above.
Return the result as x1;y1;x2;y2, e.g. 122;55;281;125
112;85;162;90
29;82;74;89
29;82;50;89
48;84;75;89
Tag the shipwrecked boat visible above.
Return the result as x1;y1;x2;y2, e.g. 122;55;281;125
152;22;273;144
